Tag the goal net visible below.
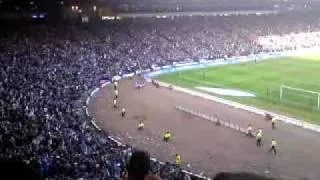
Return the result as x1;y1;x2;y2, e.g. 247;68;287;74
280;85;320;110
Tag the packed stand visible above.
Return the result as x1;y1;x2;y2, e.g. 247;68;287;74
1;13;320;179
89;13;320;62
0;24;190;179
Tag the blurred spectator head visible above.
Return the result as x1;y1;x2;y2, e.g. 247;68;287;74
0;159;40;179
144;174;162;180
213;172;275;180
128;150;151;180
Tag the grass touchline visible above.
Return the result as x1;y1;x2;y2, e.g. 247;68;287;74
158;56;320;124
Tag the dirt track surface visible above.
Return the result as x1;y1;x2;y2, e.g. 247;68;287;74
88;78;320;180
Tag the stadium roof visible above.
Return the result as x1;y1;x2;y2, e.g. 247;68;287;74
96;0;318;13
0;0;319;13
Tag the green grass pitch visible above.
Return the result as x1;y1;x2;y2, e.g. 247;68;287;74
157;56;320;124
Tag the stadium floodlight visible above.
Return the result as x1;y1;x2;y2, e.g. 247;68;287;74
280;85;320;109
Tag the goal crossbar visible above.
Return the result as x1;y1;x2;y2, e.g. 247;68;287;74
281;85;320;95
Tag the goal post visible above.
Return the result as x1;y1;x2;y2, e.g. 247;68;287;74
280;85;320;109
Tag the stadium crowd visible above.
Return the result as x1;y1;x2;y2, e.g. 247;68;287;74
90;13;320;62
1;13;320;179
0;24;192;179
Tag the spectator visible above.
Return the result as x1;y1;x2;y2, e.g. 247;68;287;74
1;13;319;179
213;172;275;180
127;151;151;180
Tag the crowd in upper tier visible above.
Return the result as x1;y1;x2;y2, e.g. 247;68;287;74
1;13;320;179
